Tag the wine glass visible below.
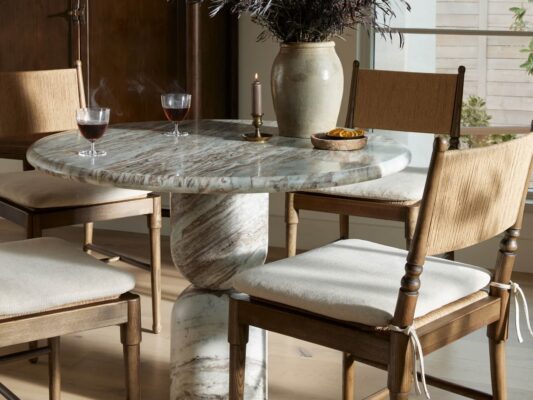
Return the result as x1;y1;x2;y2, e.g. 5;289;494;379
161;93;191;137
76;107;110;157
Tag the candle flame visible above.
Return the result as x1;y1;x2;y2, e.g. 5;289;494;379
255;73;259;80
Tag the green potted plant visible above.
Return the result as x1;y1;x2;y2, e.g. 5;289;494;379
211;0;410;138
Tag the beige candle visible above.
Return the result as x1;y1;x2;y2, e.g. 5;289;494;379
252;73;262;116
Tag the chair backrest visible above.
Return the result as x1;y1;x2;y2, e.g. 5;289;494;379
0;61;85;142
393;133;533;326
420;134;533;256
345;61;465;137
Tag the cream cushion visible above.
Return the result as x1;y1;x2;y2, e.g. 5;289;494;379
233;240;491;327
306;167;427;203
0;171;149;209
0;238;136;317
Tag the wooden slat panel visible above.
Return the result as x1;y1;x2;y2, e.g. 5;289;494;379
0;0;72;71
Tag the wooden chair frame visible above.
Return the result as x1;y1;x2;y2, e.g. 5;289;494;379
0;62;162;334
230;135;533;400
285;61;466;258
0;293;141;400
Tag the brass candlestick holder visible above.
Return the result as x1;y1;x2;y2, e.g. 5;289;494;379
242;114;273;143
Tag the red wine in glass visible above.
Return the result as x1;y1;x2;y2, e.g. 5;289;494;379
76;107;110;157
77;122;108;141
161;93;191;137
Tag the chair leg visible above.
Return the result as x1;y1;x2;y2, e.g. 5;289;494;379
48;337;61;400
285;193;299;257
84;222;94;254
148;196;162;334
489;338;507;400
340;215;349;240
121;296;142;400
342;353;355;400
404;206;419;250
229;298;249;400
387;333;413;400
26;218;42;239
26;219;43;363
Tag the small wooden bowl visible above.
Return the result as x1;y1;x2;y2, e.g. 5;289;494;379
311;133;368;151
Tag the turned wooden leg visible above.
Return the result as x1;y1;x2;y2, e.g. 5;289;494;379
340;215;349;240
83;222;94;254
229;298;249;400
48;337;61;400
404;206;419;251
285;193;299;258
388;333;412;400
489;338;507;400
342;353;355;400
121;296;141;400
148;196;162;334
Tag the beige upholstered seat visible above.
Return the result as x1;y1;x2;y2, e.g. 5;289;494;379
233;239;491;327
307;167;427;203
0;237;136;317
0;171;149;208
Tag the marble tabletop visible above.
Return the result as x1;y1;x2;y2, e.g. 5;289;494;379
27;119;411;194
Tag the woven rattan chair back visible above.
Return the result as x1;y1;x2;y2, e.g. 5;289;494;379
418;134;533;257
346;61;465;137
0;62;85;142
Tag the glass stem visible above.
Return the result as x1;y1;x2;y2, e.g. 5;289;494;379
174;122;180;136
91;141;96;155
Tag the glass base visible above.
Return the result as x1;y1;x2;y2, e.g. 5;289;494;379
78;149;107;157
164;130;189;137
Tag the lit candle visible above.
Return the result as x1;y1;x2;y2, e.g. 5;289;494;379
252;73;262;116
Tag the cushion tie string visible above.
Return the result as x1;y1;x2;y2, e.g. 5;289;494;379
490;281;533;343
388;324;430;399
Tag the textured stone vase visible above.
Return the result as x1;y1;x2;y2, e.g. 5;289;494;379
271;42;344;139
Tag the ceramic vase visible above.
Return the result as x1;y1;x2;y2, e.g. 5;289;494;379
271;42;344;139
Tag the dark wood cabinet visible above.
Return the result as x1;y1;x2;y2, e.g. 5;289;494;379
0;0;237;125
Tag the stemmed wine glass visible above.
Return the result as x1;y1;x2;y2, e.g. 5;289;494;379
161;93;191;137
76;107;110;157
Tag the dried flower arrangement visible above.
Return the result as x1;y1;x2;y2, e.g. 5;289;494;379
210;0;410;42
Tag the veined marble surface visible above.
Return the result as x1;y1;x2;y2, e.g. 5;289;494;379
27;119;411;194
170;288;266;400
170;193;269;290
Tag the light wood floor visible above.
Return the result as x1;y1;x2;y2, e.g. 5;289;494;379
0;220;532;399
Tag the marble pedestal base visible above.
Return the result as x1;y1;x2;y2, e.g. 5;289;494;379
170;288;266;399
169;193;269;399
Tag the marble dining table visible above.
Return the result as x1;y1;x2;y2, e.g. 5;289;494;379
27;119;411;399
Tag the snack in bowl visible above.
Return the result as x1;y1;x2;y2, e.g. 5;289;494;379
326;127;365;139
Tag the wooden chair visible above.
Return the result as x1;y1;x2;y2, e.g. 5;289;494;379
0;237;141;400
229;133;533;399
0;62;162;334
285;61;465;257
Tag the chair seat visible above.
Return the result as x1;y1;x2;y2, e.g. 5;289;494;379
305;167;427;203
233;239;491;327
0;238;135;317
0;171;149;209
